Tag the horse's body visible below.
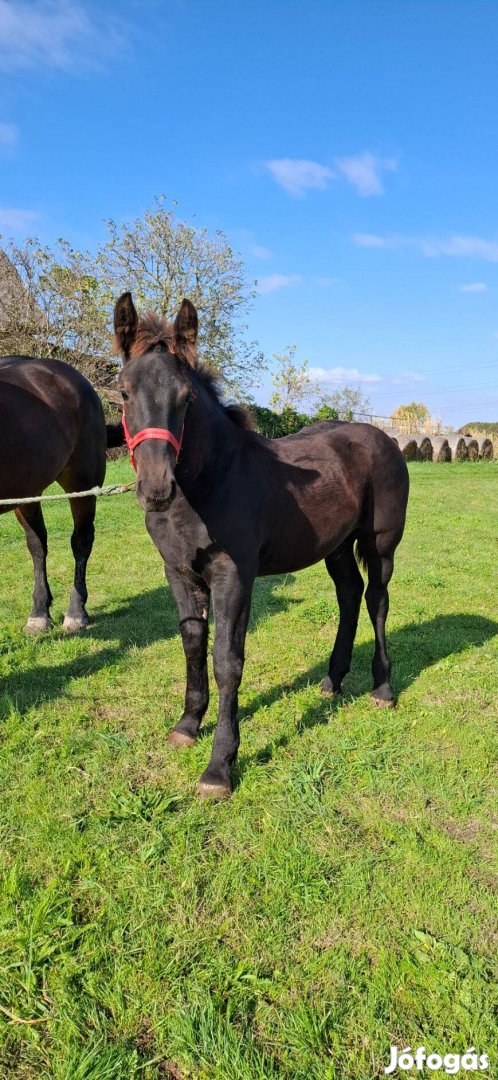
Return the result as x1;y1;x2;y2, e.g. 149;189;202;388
163;417;405;578
114;292;409;797
0;354;107;631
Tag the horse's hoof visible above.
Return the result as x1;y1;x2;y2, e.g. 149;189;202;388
197;781;231;800
167;731;196;749
63;614;89;633
371;693;396;709
24;615;54;634
320;677;336;699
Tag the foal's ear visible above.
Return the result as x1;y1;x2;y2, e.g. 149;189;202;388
113;292;138;361
174;298;198;367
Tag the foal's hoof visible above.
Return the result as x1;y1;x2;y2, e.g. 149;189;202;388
197;781;231;800
24;615;54;634
63;613;89;634
167;731;196;749
320;676;336;699
371;693;396;709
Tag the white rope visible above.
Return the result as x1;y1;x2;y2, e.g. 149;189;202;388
0;483;135;507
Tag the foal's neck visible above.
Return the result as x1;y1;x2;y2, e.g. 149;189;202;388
177;379;240;490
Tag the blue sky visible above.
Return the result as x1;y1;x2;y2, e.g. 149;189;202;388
1;0;498;426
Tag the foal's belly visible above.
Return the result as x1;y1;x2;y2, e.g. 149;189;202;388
257;525;355;575
257;484;360;575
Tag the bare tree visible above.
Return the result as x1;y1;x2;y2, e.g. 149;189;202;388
95;198;263;394
0;238;117;387
313;385;372;421
270;345;311;412
0;198;264;396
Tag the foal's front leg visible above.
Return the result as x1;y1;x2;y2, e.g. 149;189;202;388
198;562;254;799
165;565;211;747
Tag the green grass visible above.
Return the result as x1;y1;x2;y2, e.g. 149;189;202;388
0;461;497;1079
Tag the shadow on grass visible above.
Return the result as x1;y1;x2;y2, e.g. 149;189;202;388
0;576;298;721
231;611;498;780
1;566;496;740
88;573;298;646
0;586;172;722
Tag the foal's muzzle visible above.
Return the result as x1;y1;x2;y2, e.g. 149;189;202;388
136;477;177;514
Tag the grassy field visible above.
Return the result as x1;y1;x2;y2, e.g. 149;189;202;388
0;460;497;1079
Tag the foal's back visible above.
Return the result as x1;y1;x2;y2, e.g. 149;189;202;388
251;420;408;575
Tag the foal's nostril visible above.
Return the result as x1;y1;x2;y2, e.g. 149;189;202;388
136;476;176;512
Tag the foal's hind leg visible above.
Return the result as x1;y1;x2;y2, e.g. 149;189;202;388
321;539;364;697
63;495;97;632
15;505;54;633
164;565;211;748
362;532;397;708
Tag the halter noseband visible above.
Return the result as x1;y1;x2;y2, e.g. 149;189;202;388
121;392;195;472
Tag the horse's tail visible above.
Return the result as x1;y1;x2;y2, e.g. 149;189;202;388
354;479;372;573
106;421;125;449
354;534;369;573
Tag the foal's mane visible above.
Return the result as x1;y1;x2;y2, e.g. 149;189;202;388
130;312;196;367
195;364;255;431
129;311;254;432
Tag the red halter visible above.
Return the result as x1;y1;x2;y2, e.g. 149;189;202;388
121;411;183;472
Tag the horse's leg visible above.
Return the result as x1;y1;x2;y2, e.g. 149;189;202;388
63;495;96;632
15;505;54;633
321;538;364;697
198;563;254;799
165;565;211;748
363;531;397;708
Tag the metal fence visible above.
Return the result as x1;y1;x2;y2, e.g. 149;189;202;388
353;414;451;436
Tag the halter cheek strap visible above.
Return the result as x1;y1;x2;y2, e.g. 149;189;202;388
121;411;183;472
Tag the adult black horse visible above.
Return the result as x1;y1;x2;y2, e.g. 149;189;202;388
0;354;119;632
114;292;409;798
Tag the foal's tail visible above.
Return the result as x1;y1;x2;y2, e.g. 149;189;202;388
106;421;125;449
354;435;410;576
354;535;369;573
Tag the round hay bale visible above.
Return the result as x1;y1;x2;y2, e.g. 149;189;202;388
446;434;468;461
430;436;451;462
393;433;418;461
462;436;479;461
414;435;433;461
475;436;494;461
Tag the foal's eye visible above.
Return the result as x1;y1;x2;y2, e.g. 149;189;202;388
120;389;129;402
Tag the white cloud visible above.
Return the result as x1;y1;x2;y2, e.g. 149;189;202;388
250;243;272;260
423;236;498;260
336;152;397;197
459;282;487;293
0;121;18;150
309;366;381;385
264;158;334;197
0;206;39;231
264;151;397;198
353;232;401;249
0;0;124;72
353;232;498;261
257;273;301;295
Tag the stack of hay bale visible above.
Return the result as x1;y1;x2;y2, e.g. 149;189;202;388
385;430;493;462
